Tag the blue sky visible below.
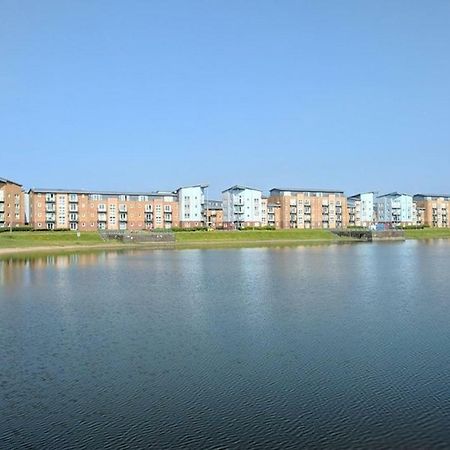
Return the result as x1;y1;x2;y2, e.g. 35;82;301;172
1;0;449;197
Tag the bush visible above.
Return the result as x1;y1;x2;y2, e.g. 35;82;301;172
239;226;276;231
171;227;208;232
0;225;33;233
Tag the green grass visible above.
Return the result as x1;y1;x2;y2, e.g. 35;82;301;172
175;229;338;242
404;228;450;239
2;227;449;255
0;231;105;248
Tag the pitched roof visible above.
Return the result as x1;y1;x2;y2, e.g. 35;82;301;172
176;184;208;191
377;192;412;199
414;193;450;200
0;177;22;187
222;185;262;193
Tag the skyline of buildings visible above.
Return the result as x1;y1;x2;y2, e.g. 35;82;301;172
1;176;450;231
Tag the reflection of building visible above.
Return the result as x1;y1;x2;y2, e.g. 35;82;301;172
205;200;223;229
222;186;263;229
375;192;415;226
28;188;179;231
347;192;376;227
177;185;207;228
414;194;450;228
268;188;348;229
0;177;25;228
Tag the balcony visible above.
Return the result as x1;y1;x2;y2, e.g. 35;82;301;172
45;194;56;202
69;194;78;202
0;205;4;213
46;214;56;222
98;205;107;212
119;205;127;213
45;205;56;212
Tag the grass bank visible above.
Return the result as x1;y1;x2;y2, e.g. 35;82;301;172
404;228;450;239
2;227;449;257
0;229;349;257
0;231;105;248
175;229;337;242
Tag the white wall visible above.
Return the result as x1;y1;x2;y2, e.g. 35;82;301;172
178;186;205;223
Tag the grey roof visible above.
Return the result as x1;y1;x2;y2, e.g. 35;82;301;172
377;192;412;199
414;193;450;200
348;192;376;200
222;185;262;193
176;184;208;191
28;187;177;197
270;187;344;194
0;177;22;186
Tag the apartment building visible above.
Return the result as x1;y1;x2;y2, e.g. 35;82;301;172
222;185;262;229
28;188;179;231
347;192;376;227
205;200;223;229
268;188;348;229
375;192;416;226
177;185;207;228
261;197;281;228
0;177;25;228
414;194;450;228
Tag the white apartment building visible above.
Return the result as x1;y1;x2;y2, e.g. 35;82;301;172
177;185;207;228
347;192;376;227
222;185;262;229
375;192;416;226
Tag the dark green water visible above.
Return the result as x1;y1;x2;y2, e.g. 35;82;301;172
1;241;450;449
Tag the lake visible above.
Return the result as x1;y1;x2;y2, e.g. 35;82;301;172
1;241;450;448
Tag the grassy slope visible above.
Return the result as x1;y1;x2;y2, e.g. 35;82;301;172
2;228;450;251
0;231;105;248
404;228;450;239
175;229;337;242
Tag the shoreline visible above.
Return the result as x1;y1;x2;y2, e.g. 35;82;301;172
1;234;449;257
0;237;357;257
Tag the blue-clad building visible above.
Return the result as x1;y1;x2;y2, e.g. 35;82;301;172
375;192;416;226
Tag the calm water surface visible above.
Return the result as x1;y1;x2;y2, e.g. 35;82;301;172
1;241;450;449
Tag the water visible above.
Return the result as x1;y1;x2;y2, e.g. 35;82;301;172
1;241;450;449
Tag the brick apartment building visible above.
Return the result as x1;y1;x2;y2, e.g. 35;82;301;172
0;177;25;228
268;188;348;229
414;194;450;228
28;188;179;231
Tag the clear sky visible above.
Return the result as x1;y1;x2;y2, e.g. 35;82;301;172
1;0;449;197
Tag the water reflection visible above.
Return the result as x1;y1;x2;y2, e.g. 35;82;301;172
2;241;450;448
